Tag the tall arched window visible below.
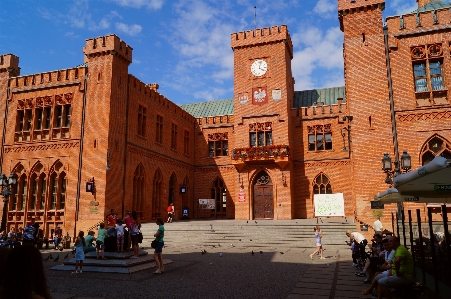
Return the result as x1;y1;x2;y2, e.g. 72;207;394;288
420;135;451;165
30;173;38;211
18;174;27;211
152;169;163;218
211;178;227;218
169;173;177;206
182;176;189;208
313;173;332;194
133;164;145;219
38;173;46;210
59;172;66;210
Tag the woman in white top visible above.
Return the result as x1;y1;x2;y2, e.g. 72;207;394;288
115;218;125;253
309;226;325;260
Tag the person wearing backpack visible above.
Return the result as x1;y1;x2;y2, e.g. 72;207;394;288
23;222;35;246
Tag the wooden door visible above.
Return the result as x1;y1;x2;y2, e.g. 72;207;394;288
253;171;274;219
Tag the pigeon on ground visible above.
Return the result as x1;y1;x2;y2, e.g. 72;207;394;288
246;221;248;223
63;253;69;260
260;251;263;254
251;251;254;255
43;255;50;261
218;243;221;247
201;250;207;254
250;239;252;241
53;255;60;262
239;239;241;241
255;221;257;224
280;252;284;254
49;253;54;259
212;245;216;248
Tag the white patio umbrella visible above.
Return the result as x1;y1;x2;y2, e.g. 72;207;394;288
393;156;451;198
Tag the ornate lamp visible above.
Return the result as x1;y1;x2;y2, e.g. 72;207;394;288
381;153;392;171
401;150;411;171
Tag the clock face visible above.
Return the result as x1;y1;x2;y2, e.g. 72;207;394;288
251;59;268;76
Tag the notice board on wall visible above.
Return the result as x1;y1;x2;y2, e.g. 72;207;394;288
199;199;215;209
314;193;345;217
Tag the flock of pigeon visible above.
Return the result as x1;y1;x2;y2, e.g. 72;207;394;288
204;222;285;256
43;252;71;262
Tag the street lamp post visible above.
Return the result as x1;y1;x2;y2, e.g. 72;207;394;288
0;173;18;232
381;150;412;185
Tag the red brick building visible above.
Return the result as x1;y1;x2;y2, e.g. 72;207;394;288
0;0;450;237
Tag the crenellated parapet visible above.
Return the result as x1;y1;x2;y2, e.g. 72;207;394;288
293;99;347;120
9;67;88;91
386;6;451;37
0;54;20;76
231;25;293;59
195;115;234;127
83;34;132;64
338;0;385;31
128;75;196;122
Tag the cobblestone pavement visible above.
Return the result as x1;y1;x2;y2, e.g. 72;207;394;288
39;220;438;299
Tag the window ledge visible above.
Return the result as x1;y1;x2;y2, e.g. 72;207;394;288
415;91;430;95
136;134;147;140
432;89;447;92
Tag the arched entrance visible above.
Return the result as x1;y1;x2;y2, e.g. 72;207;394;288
253;171;274;219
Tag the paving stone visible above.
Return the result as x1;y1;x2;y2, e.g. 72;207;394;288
295;281;330;289
291;288;331;296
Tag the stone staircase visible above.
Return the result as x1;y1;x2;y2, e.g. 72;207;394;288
140;218;357;250
50;250;173;274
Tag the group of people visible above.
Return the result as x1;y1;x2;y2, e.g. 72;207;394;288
0;219;52;249
71;209;166;275
346;228;415;299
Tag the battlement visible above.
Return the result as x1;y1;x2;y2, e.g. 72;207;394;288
128;75;196;122
338;0;385;12
196;114;234;127
293;99;347;120
9;66;87;90
0;54;20;76
83;34;132;64
386;6;451;35
231;25;293;57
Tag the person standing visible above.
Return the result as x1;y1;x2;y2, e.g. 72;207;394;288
53;225;62;250
106;209;118;238
153;217;165;274
373;216;383;235
346;230;368;260
115;218;125;253
167;203;174;223
130;211;141;259
7;227;17;248
23;221;36;246
310;226;325;260
72;231;86;274
124;211;132;251
96;223;107;260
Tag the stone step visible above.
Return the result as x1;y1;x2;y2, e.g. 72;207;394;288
50;258;173;274
63;254;154;267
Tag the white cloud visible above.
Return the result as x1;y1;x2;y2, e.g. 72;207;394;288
115;22;142;36
389;0;417;15
313;0;336;18
291;25;344;90
194;87;230;101
134;58;141;64
111;0;164;10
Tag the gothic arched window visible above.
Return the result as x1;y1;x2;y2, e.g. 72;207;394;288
133;164;145;219
211;178;227;218
313;173;332;194
152;169;163;218
421;135;451;165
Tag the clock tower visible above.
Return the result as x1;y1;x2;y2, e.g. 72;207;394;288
231;25;294;219
231;25;294;149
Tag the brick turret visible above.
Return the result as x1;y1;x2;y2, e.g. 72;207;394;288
417;0;439;8
338;0;385;31
0;54;20;77
83;34;132;64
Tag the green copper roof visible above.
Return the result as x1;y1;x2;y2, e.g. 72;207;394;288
180;98;234;118
413;1;451;13
293;86;345;108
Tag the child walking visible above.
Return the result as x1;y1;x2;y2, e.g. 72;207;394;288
72;231;86;274
115;218;125;253
310;226;326;260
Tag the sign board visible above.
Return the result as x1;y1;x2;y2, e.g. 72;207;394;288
238;193;246;202
199;199;215;209
370;201;384;209
252;87;268;105
403;197;419;202
434;184;451;191
372;210;383;217
314;193;345;217
182;208;189;217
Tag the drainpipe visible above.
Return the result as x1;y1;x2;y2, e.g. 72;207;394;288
384;25;402;215
0;83;11;174
74;72;88;237
121;75;130;218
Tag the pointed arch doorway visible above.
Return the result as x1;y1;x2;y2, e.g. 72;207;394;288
253;171;274;219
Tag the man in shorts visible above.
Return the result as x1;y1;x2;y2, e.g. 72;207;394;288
377;236;414;299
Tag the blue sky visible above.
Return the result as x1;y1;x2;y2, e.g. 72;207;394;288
0;0;418;105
